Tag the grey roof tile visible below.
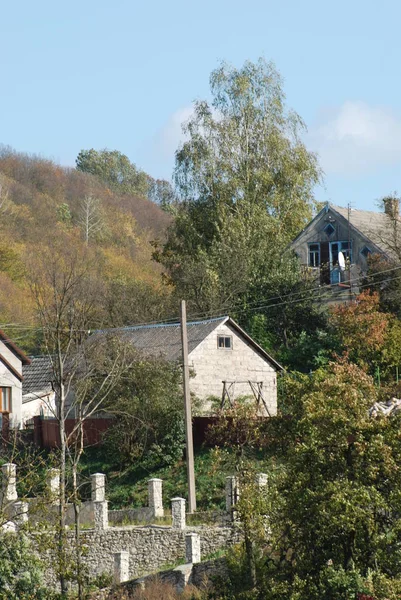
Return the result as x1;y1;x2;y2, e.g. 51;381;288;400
99;317;227;362
330;204;394;256
22;356;53;398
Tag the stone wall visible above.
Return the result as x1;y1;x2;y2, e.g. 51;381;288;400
79;524;239;580
1;464;251;589
37;524;239;587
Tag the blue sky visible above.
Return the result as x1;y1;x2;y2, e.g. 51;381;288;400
1;0;401;210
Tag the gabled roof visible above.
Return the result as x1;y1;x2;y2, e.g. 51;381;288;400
292;202;393;258
330;204;393;257
22;356;53;399
95;316;283;371
0;330;31;366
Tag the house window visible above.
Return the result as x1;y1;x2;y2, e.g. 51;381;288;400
218;335;232;349
0;387;11;413
324;223;335;236
330;241;352;265
361;246;372;258
308;243;320;268
340;241;352;262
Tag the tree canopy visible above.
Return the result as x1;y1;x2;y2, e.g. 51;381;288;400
155;58;323;359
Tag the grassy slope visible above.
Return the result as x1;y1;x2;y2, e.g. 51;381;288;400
79;445;270;512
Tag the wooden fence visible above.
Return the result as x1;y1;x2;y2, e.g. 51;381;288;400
33;416;114;448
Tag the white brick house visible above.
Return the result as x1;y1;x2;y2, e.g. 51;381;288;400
117;316;282;416
0;330;31;428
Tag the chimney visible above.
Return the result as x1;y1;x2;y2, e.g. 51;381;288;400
383;197;400;219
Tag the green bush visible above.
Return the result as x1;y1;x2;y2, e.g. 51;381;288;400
0;533;54;599
103;356;185;470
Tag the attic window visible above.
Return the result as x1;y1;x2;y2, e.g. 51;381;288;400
324;223;335;236
218;335;232;349
361;246;372;258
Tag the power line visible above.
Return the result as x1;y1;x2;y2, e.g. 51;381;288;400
1;262;401;336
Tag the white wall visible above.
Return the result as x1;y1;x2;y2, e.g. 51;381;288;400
188;322;277;416
21;392;56;425
0;340;22;428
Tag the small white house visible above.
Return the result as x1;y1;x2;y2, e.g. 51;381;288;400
0;330;31;428
118;316;283;416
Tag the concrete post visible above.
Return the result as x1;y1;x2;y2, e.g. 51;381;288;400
1;521;16;533
256;473;268;489
47;468;60;502
91;473;105;502
148;478;164;517
93;501;108;531
114;551;129;584
185;532;201;564
225;476;239;518
175;564;192;592
171;497;186;530
14;501;29;527
2;463;17;502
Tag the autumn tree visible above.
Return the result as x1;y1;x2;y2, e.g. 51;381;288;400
329;290;401;380
28;239;133;598
0;175;11;216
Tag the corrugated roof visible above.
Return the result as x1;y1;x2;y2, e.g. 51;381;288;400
93;316;283;371
330;204;393;256
103;317;228;362
22;356;53;398
20;318;282;396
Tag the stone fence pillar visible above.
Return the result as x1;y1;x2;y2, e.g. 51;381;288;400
225;476;239;519
47;468;60;502
256;473;268;489
171;497;186;530
91;473;105;502
114;551;129;584
2;463;17;503
93;501;108;531
185;532;201;564
14;501;29;528
148;478;164;517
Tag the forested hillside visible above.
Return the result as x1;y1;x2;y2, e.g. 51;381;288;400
0;147;173;351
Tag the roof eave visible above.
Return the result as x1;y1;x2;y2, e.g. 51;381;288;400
226;318;284;371
289;203;330;247
0;330;31;365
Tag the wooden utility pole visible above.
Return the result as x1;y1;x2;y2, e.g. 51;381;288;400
180;300;197;512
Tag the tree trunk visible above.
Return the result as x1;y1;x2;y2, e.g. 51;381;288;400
72;421;84;600
244;530;257;589
58;383;68;597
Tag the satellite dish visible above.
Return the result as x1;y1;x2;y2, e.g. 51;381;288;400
338;251;346;271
